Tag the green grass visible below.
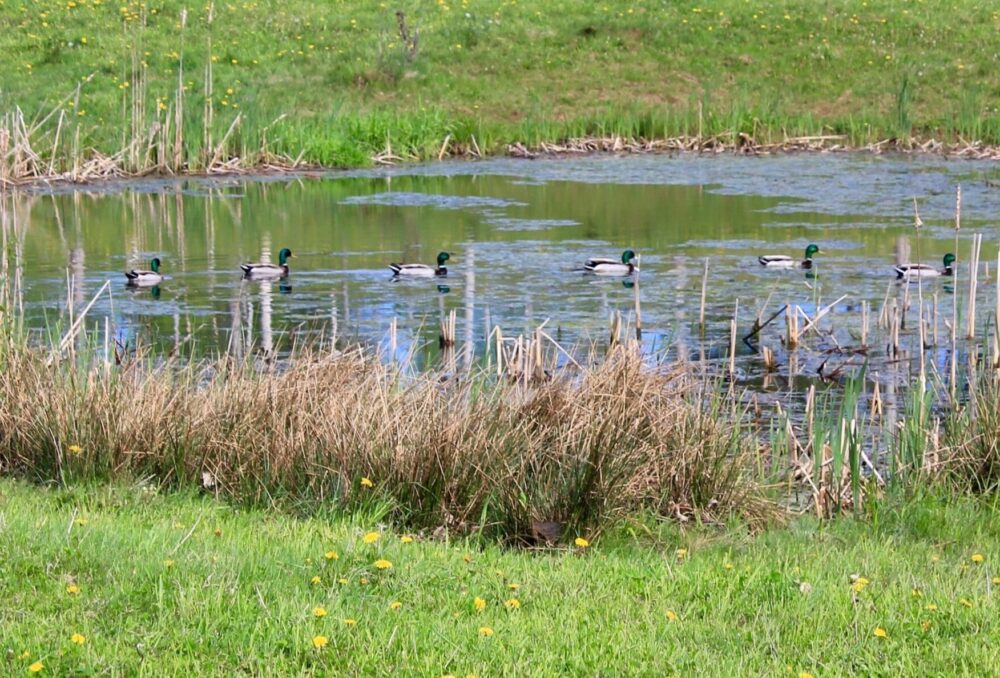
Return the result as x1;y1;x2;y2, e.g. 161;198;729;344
3;0;1000;171
2;480;999;675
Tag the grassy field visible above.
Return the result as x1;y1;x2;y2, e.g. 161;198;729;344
2;0;1000;174
2;480;998;675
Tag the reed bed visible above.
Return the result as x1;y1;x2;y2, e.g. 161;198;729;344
0;330;772;541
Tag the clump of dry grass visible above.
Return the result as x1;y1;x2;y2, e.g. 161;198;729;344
0;336;773;540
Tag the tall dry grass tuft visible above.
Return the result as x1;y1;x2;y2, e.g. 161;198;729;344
0;337;773;540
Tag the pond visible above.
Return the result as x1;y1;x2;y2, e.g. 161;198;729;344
5;153;1000;397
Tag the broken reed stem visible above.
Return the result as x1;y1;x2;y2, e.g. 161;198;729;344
861;300;869;347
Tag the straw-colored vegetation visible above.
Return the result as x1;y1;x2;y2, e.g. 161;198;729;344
2;480;998;675
4;0;1000;184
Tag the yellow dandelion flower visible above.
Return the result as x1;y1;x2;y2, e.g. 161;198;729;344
676;548;688;559
226;87;234;95
993;577;1000;585
68;444;83;454
799;673;815;678
574;537;590;548
360;477;373;487
338;578;349;585
921;620;931;631
66;584;80;595
313;607;327;618
400;535;414;544
851;576;870;593
463;554;472;563
164;559;175;568
310;575;322;585
505;598;521;609
665;610;679;622
911;588;923;597
473;597;486;611
18;651;30;660
971;553;984;563
359;577;369;585
478;626;493;637
508;583;520;590
231;58;238;64
390;601;402;610
723;562;734;570
80;37;87;44
312;635;328;649
925;603;938;611
325;550;339;561
374;559;392;570
960;598;973;608
29;662;44;673
343;618;357;626
74;517;88;526
363;531;380;544
874;627;887;638
71;633;86;645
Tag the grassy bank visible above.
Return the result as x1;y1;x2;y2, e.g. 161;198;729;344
3;0;1000;180
2;480;998;675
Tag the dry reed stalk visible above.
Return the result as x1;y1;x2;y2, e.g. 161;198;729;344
632;255;642;341
728;299;738;378
966;233;982;340
785;303;799;349
699;258;709;335
609;310;621;349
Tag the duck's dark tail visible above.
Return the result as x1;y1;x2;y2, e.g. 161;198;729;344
387;263;402;275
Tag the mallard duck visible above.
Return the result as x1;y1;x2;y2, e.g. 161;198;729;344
758;244;820;269
389;251;450;277
241;248;293;280
894;253;955;279
125;257;164;286
579;249;638;276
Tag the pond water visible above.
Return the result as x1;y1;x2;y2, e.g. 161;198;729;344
6;154;1000;395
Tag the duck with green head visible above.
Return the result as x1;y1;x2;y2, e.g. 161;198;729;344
894;253;956;279
125;257;164;287
579;249;638;276
388;251;451;277
758;244;820;269
241;248;293;280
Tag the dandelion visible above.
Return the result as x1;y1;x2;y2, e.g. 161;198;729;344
911;588;923;597
360;477;373;487
851;576;870;594
68;444;83;455
226;87;234;95
400;536;414;544
921;620;931;631
389;601;402;610
80;37;87;44
214;528;223;538
29;662;44;673
676;548;688;559
74;517;88;526
313;607;327;618
993;577;1000;585
343;618;357;626
19;651;30;660
873;627;887;638
312;635;328;649
665;610;679;622
723;561;734;570
310;575;322;585
574;537;590;548
164;559;175;569
960;598;973;608
231;58;238;64
925;603;938;611
360;577;369;585
363;531;380;544
66;584;80;595
971;553;984;563
504;598;520;609
799;673;815;678
374;559;393;570
463;554;472;563
325;550;339;560
508;583;520;590
338;578;348;585
478;626;493;637
71;633;86;645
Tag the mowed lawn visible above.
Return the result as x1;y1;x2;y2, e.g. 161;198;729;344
1;480;998;676
2;0;1000;167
